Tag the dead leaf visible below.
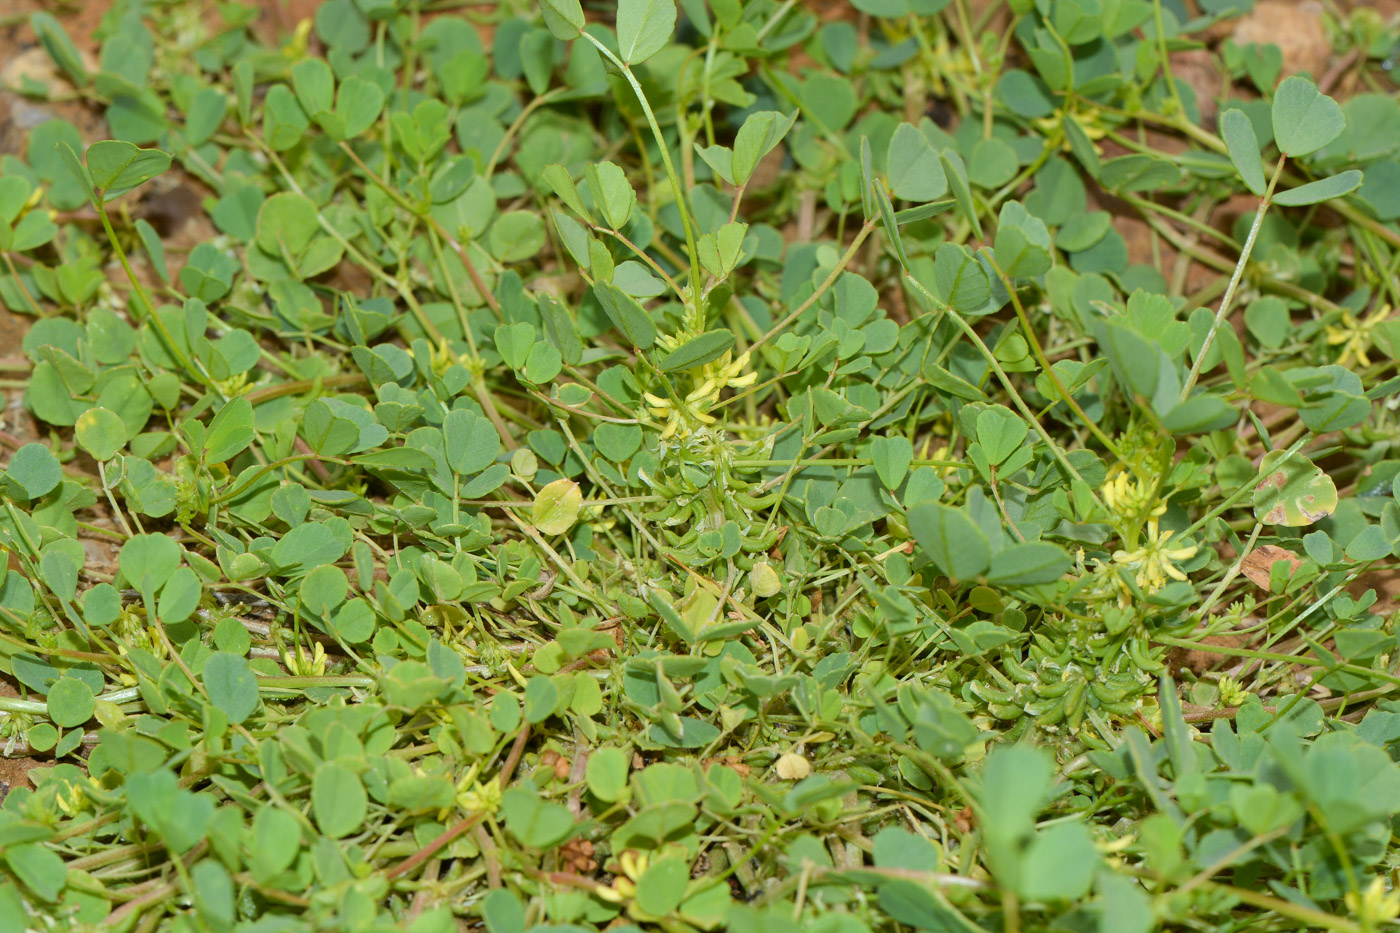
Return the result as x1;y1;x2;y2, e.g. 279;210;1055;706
1240;545;1304;591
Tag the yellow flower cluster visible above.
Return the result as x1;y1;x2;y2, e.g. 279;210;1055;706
1101;467;1165;520
283;641;327;677
1346;878;1400;926
455;771;503;817
1325;307;1392;368
1217;674;1250;708
594;850;650;904
644;350;757;440
1112;519;1198;595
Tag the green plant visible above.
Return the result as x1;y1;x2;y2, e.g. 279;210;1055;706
1;0;1400;930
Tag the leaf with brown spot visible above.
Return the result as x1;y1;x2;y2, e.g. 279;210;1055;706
1252;450;1338;527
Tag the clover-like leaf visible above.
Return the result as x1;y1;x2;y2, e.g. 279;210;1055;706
85;141;171;202
541;0;586;40
616;0;675;65
1253;450;1338;527
1221;109;1267;196
1272;170;1363;207
1272;76;1345;158
533;478;583;535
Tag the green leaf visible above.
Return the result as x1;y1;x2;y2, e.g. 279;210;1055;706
336;76;385;139
1220;109;1266;196
313;762;368;838
204;398;255;463
270;521;350;574
635;856;689;917
54;141;97;209
1094;320;1159;400
978;744;1051;843
975;405;1028;465
658;329;736;372
993;202;1052;278
46;676;95;728
907;503;990;580
985;542;1072;585
1272;76;1345;157
263;84;310;151
1230;782;1304;835
997;68;1056;118
585;746;631;802
585;161;636;230
594;423;643;462
1018;822;1099;901
40;549;77;602
541;0;586;40
616;0;676;65
495;322;536;370
1253;450;1338;527
1162;394;1237;434
443;409;501;476
927;243;991;312
886;122;948;202
1098;154;1180;193
1062;115;1100;177
594;282;656;348
732;110;797;186
4;842;66;902
871;435;913;490
300;565;349;617
523;343;562;383
524;676;560;723
1098;873;1154;933
533;478;582;535
941;147;983;239
6;443;62;500
1272;170;1363;207
291;58;335;117
696;222;747;277
191;860;235;933
30;13;88;87
120;533;182;593
872;179;910;271
482;889;527;933
85;141;171;201
501;787;574;847
877;880;963;930
543;164;592;219
489;211;546;262
203;652;259;724
185;88;229;147
256;191;319;258
158;566;202;623
696;144;735;185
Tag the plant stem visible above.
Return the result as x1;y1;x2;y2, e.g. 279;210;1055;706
581;33;704;329
750;219;878;354
1181;155;1286;400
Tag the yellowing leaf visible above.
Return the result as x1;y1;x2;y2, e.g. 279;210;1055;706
533;478;582;535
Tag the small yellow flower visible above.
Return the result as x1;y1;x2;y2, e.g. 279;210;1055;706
645;350;755;440
283;641;327;677
456;771;503;817
596;850;649;903
1325;308;1392;368
1217;675;1250;708
213;373;250;398
1346;878;1400;926
55;782;88;816
1101;467;1165;520
1112;519;1198;595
